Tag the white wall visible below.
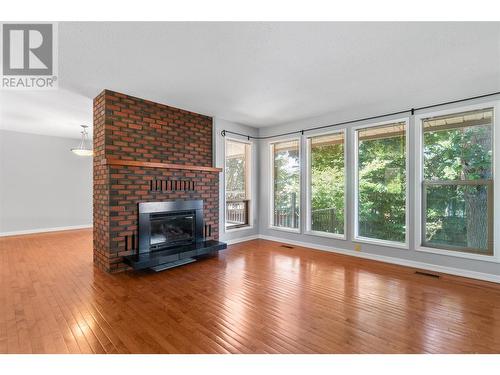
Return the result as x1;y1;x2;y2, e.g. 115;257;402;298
256;95;500;282
0;130;93;235
214;118;260;243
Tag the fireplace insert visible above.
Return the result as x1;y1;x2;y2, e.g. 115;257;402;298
138;200;204;254
149;211;195;249
125;199;226;271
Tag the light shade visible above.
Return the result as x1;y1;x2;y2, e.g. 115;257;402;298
71;125;93;156
71;148;94;156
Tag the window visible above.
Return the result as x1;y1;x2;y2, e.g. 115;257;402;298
355;121;408;245
420;108;493;255
307;132;345;237
271;139;300;230
225;139;251;229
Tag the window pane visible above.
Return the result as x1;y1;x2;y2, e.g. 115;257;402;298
424;183;491;254
272;140;300;229
309;132;344;235
422;108;493;254
357;122;407;243
225;140;250;228
423;109;493;181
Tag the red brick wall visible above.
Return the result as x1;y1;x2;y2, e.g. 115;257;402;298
93;90;219;273
93;91;109;271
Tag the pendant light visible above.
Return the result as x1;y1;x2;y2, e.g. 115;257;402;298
71;125;93;156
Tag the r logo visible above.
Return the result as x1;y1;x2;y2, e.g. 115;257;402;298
2;24;53;76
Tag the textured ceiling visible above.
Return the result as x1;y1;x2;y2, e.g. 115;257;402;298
1;22;499;138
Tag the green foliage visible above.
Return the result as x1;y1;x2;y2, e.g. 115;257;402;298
358;135;406;242
423;125;492;251
424;125;492;181
274;148;300;211
225;157;245;200
308;133;407;241
310;143;344;234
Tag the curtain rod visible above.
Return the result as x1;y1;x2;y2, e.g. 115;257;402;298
220;90;500;140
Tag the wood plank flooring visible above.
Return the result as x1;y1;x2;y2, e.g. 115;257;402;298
1;229;499;353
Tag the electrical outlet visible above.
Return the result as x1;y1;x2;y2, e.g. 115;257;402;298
354;244;361;252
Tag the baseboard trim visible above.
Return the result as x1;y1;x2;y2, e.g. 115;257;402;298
0;224;92;237
256;234;500;284
226;234;260;245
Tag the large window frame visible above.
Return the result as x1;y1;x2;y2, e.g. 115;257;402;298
353;118;410;249
414;102;500;263
269;138;301;233
305;129;347;240
224;137;253;231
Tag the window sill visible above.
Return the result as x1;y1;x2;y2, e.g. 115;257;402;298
353;236;409;250
416;245;499;263
268;225;301;234
225;225;254;233
305;230;346;241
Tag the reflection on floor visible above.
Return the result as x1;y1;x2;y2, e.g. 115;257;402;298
0;229;499;353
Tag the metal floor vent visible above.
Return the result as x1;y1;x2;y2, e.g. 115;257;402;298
280;245;295;249
415;271;440;278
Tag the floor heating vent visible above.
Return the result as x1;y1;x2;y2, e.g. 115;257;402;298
280;245;295;249
415;271;440;278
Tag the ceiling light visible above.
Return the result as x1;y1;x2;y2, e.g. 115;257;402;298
71;125;93;156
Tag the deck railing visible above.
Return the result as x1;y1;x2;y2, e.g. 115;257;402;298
273;208;299;228
311;207;339;233
273;192;299;228
226;200;250;228
272;204;339;233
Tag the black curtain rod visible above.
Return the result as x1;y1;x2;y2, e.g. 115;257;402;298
220;90;500;140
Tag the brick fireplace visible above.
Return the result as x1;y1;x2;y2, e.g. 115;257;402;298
93;90;221;273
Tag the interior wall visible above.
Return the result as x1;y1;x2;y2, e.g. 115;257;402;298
256;95;500;282
0;130;93;235
214;118;260;243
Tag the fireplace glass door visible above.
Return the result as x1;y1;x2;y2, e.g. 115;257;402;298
149;210;195;250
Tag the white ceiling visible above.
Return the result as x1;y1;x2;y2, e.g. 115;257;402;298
1;22;500;138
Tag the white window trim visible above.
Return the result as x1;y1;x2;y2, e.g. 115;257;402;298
225;224;254;233
269;137;301;233
304;129;347;240
352;117;410;249
414;100;500;263
224;137;254;232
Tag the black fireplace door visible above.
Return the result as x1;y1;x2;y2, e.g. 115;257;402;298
149;211;195;250
138;200;204;254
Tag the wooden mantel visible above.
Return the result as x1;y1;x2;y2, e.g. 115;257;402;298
104;157;223;173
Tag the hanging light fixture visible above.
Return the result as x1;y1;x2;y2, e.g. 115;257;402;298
71;125;93;156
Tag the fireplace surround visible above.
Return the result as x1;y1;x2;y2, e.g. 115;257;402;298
93;90;225;272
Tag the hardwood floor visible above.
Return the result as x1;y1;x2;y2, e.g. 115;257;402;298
1;229;499;354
